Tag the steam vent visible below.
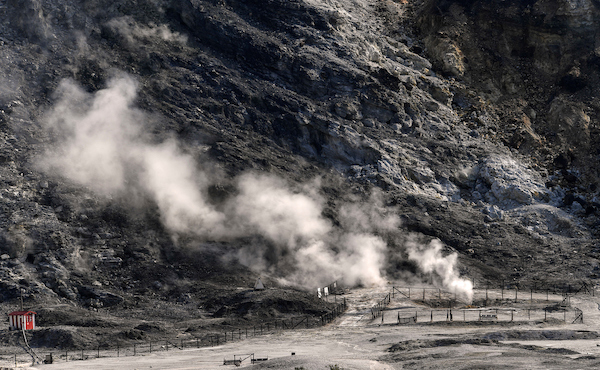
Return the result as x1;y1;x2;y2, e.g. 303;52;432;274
2;0;600;368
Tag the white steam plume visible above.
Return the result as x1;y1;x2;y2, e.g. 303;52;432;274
38;75;472;293
407;237;473;302
38;75;225;239
230;173;331;247
106;16;188;45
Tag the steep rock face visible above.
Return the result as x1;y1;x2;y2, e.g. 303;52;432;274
0;0;598;326
418;0;600;164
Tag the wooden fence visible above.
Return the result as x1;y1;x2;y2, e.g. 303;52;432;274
0;300;348;368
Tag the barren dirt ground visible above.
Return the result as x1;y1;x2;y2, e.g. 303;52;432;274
22;282;600;369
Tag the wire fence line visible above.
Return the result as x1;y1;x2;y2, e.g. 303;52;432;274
0;299;348;368
369;280;596;327
395;307;584;325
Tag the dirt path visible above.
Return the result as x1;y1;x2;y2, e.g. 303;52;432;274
22;284;600;369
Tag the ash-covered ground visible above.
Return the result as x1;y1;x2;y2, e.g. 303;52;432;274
1;0;600;356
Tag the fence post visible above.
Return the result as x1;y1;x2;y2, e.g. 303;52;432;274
150;341;152;353
166;341;169;351
117;344;120;357
134;344;136;356
98;346;100;358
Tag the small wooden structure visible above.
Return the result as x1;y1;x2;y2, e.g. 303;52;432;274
8;310;36;330
224;353;267;366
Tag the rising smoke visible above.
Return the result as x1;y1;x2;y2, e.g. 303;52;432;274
37;75;473;300
406;237;473;302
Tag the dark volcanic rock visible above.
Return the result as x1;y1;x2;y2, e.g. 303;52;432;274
0;0;600;348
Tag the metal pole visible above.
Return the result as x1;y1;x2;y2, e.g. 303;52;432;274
150;341;152;353
134;344;136;356
515;287;518;302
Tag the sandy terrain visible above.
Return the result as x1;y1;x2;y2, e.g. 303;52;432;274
16;283;600;369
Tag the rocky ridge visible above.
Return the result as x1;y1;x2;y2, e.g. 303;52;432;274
0;0;599;345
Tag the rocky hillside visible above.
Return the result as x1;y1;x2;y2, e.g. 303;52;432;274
0;0;599;338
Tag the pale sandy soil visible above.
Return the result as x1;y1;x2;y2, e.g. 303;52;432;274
17;283;600;369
